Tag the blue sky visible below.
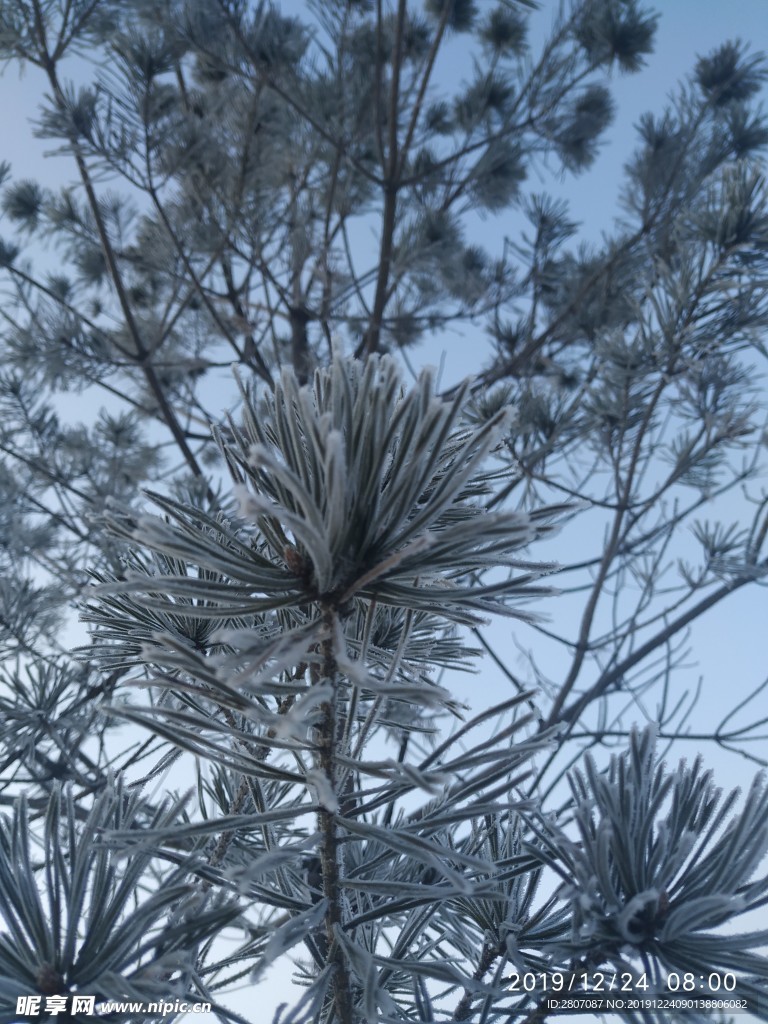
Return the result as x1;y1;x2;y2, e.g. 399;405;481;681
411;0;768;794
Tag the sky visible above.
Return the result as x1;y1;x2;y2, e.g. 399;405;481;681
1;0;768;1021
530;0;768;242
414;0;768;790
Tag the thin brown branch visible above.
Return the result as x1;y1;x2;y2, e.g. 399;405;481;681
30;11;214;500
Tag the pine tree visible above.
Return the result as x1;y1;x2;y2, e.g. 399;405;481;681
0;1;767;1021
